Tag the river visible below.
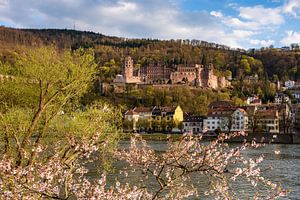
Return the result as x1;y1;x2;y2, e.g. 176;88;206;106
108;141;300;199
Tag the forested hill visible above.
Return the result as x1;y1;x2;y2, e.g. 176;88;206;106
253;49;300;81
1;26;300;82
0;27;244;78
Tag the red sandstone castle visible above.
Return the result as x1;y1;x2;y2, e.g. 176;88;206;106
114;56;230;89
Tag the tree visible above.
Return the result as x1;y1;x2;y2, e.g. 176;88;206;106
151;119;161;132
123;118;134;132
136;118;150;132
248;112;260;134
177;121;184;132
240;58;251;74
279;103;292;134
166;119;175;131
115;134;287;199
0;47;121;199
161;118;168;132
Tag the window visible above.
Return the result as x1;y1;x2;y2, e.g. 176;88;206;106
212;121;215;124
207;121;210;124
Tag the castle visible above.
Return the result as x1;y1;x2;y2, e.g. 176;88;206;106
114;56;230;89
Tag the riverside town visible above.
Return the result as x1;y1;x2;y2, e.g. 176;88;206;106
1;0;300;198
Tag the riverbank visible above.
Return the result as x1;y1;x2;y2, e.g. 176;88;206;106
120;132;300;144
120;133;184;141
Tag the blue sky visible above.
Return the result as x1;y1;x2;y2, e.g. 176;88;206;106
0;0;300;49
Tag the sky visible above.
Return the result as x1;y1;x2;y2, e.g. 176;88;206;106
0;0;300;49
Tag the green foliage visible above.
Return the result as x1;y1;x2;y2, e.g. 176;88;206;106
232;96;245;106
0;46;120;170
136;118;150;131
240;58;251;75
123;118;134;131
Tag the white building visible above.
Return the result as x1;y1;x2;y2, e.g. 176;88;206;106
124;107;153;130
284;80;295;89
227;108;248;132
274;93;291;104
203;114;222;132
246;95;262;105
203;108;248;132
183;116;205;133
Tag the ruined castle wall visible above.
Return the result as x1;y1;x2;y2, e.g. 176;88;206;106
218;77;230;88
125;76;141;83
207;74;218;89
170;71;196;84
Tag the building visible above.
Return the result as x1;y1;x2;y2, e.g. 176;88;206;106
169;63;230;89
203;107;248;133
183;115;205;133
203;112;222;132
228;108;248;132
114;56;230;89
124;105;183;131
284;80;295;89
114;56;141;84
255;110;279;133
274;93;291;104
170;65;197;84
151;106;183;125
124;107;152;130
140;62;171;83
291;91;300;101
208;100;236;110
245;95;262;105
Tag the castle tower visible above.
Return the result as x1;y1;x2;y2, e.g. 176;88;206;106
123;56;134;81
206;63;218;89
195;64;202;87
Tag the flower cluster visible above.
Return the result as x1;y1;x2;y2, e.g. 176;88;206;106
0;132;287;199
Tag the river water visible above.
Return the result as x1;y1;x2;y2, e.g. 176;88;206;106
109;141;300;200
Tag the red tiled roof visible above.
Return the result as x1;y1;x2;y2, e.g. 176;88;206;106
256;110;278;119
125;109;134;115
133;107;153;113
236;108;248;115
208;100;235;109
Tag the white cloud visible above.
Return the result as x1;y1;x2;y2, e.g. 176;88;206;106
282;0;300;17
210;11;223;18
232;30;256;38
280;30;300;45
0;0;250;48
0;0;295;48
0;0;7;6
250;39;274;46
239;5;284;26
210;5;284;31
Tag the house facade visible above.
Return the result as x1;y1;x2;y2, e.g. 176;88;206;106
255;110;280;133
203;107;248;132
124;105;183;131
183;115;205;133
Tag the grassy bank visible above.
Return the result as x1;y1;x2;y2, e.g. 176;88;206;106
120;133;184;141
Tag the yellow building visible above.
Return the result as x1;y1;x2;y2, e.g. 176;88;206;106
151;105;183;125
124;105;183;131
